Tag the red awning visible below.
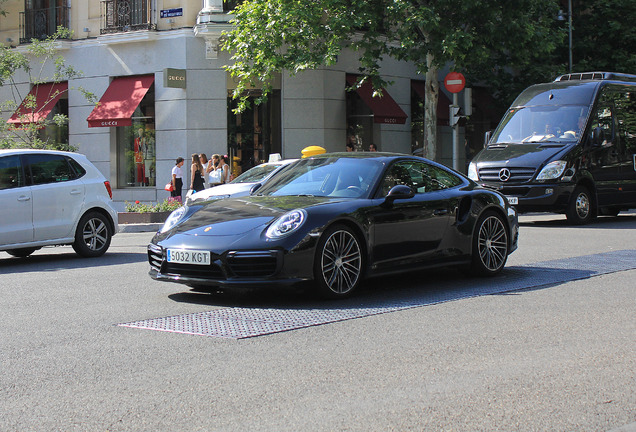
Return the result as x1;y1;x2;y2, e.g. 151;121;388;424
87;75;154;127
411;80;452;126
346;75;407;124
7;82;68;127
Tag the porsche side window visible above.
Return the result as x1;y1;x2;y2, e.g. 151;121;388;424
0;155;23;190
380;162;414;196
381;162;462;196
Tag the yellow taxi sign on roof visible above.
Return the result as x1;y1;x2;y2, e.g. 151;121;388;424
301;146;326;158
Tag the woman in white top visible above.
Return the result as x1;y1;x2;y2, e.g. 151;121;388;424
216;155;231;184
199;153;210;188
171;157;185;199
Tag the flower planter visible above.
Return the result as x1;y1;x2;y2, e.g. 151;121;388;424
118;211;171;224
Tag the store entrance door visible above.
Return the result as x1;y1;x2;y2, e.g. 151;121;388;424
227;91;281;177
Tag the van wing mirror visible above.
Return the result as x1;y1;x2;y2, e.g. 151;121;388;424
591;127;605;147
484;131;492;148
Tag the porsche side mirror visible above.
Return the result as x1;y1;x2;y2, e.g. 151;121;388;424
383;184;415;206
250;183;262;195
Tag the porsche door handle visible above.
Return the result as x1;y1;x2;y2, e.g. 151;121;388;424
433;209;449;216
17;195;31;202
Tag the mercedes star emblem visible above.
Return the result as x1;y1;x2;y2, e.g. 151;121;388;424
499;168;511;182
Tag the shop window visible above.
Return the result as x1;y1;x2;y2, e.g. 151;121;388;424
38;96;69;149
411;87;425;155
116;86;155;188
346;88;374;152
227;91;281;177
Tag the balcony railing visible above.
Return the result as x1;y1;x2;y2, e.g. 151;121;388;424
19;6;70;44
101;0;155;35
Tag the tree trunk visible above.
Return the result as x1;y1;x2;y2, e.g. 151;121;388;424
424;59;438;161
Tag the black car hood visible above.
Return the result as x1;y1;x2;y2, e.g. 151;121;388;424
169;195;345;237
473;143;570;167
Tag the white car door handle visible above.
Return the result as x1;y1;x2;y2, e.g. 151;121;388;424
70;189;82;195
17;195;31;202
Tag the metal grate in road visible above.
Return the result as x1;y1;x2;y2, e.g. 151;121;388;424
118;249;636;339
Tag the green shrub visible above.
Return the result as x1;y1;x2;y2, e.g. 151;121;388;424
124;198;182;213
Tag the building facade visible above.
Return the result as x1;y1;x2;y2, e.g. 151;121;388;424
0;0;481;208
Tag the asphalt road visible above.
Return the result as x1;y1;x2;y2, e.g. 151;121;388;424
1;213;635;431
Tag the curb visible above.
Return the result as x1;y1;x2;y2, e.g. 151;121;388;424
118;223;162;233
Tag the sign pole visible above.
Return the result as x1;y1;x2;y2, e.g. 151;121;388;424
452;92;460;171
444;72;466;172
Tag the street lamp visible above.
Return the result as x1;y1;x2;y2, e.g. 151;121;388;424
558;0;573;73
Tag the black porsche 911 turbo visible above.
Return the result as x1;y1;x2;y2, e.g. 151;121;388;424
148;152;518;298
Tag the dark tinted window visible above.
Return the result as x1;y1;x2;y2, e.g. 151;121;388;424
0;155;24;190
24;154;76;185
381;161;462;196
66;156;86;178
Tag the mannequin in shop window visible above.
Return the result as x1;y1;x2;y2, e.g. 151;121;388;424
134;127;146;186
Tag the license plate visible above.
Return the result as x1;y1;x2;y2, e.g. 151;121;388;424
506;196;518;205
167;249;211;265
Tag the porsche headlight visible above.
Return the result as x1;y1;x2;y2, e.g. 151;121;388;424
536;160;567;180
266;209;307;239
160;206;187;233
467;162;479;181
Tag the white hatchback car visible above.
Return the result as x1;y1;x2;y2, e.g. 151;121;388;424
0;149;118;258
186;159;297;205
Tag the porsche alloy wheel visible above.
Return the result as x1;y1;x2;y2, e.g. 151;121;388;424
471;212;509;276
315;225;363;298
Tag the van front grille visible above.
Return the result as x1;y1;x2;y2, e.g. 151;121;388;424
478;167;536;183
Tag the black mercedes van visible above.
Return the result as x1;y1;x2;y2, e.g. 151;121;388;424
468;72;636;224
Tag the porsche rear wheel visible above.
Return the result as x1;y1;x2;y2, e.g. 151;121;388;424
314;225;363;298
471;211;509;276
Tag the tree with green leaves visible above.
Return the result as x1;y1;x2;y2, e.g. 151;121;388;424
569;0;636;73
223;0;564;159
0;27;93;150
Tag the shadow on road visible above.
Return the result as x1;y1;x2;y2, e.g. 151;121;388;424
0;251;148;275
519;212;636;229
166;264;593;311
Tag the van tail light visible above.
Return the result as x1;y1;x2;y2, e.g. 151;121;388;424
104;181;113;199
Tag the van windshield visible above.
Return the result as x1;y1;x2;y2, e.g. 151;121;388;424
491;105;589;144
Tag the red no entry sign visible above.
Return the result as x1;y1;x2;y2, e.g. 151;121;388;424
444;72;465;93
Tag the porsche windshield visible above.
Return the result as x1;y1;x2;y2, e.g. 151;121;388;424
491;105;589;144
256;157;384;198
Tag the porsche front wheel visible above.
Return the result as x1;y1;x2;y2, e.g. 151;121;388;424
471;211;509;276
314;225;363;298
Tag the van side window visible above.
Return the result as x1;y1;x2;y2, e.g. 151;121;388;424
589;104;614;147
613;90;636;156
0;155;23;190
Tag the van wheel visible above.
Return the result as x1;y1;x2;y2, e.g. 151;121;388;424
566;185;595;225
72;212;112;257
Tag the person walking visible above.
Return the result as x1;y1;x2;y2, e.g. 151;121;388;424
171;157;184;201
190;153;205;193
